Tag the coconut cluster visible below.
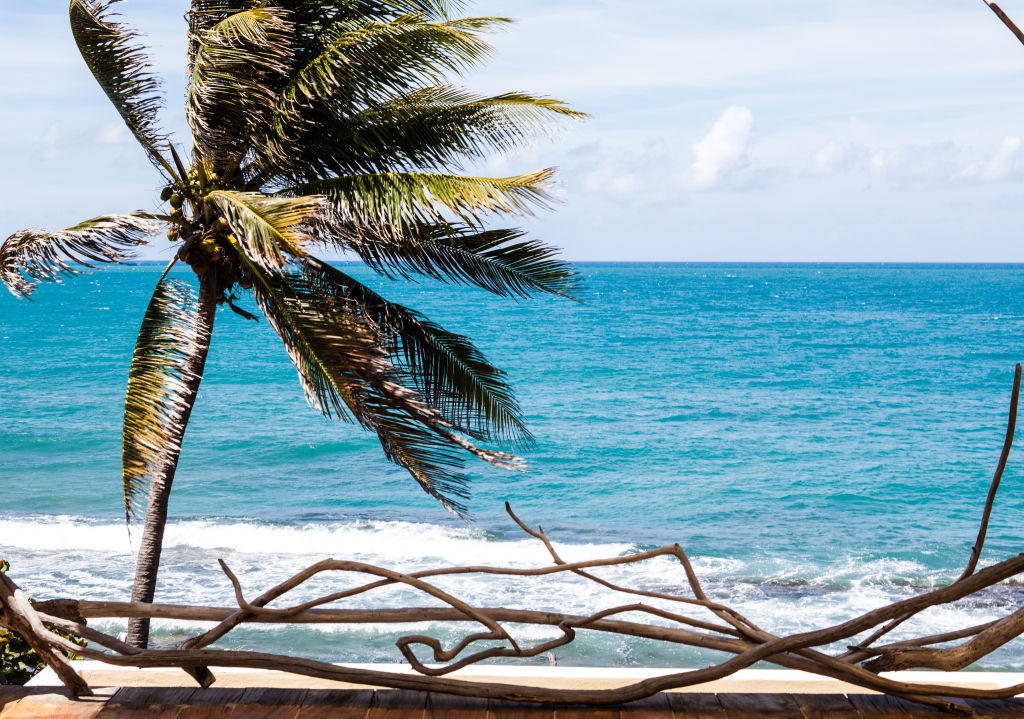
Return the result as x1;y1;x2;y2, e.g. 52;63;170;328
162;165;251;297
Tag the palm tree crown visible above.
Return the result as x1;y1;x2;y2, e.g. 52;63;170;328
0;0;582;646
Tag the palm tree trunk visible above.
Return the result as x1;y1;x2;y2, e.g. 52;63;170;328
125;274;218;648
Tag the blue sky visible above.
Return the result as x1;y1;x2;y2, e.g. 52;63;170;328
5;1;1024;261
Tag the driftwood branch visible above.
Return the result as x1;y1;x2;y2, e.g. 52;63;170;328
984;0;1024;47
0;572;91;696
3;366;1024;713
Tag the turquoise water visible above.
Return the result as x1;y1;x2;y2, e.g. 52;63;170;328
1;263;1023;668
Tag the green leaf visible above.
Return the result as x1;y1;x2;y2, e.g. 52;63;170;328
260;86;585;181
278;15;504;113
187;7;294;166
287;169;556;228
232;245;522;516
330;221;577;299
304;258;533;445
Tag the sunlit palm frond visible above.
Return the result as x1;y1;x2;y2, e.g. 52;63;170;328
323;220;576;299
187;7;294;164
186;1;258;73
122;278;204;521
0;214;157;298
287;170;555;229
276;15;506;118
207;190;325;271
258;86;585;182
347;87;587;170
69;0;173;177
232;246;521;515
303;257;533;445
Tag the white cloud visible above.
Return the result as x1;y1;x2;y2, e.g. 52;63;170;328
689;105;755;191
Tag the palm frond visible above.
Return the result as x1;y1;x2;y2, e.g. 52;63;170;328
0;214;157;298
69;0;173;177
122;279;203;521
258;86;585;182
232;245;521;515
207;190;325;271
187;7;294;164
186;2;258;74
287;170;556;228
278;15;505;115
289;1;468;26
303;258;532;444
324;221;577;299
346;87;586;170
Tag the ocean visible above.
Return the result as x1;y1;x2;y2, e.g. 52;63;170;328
1;262;1023;669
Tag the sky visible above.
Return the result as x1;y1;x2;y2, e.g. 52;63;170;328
5;1;1024;261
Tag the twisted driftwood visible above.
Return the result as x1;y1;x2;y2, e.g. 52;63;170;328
3;367;1024;714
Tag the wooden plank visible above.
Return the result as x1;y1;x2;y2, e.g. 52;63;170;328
172;688;247;719
424;693;489;719
615;694;672;719
962;698;1024;718
846;694;914;719
187;690;248;707
95;703;181;719
792;694;862;719
665;694;728;719
104;687;197;709
553;704;618;719
485;699;552;719
618;693;673;719
365;691;428;719
226;687;308;719
297;689;373;719
717;694;803;719
1;691;108;719
98;684;196;716
0;688;50;719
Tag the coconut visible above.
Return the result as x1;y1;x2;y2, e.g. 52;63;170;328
160;187;173;202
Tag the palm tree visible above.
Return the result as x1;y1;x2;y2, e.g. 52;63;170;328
0;0;582;648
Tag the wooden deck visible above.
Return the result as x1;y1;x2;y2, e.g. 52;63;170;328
2;687;1023;719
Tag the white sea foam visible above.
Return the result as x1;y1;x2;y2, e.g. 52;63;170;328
0;515;631;565
3;513;1021;668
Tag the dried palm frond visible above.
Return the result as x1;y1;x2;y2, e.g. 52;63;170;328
69;0;173;177
122;279;203;521
0;214;157;298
